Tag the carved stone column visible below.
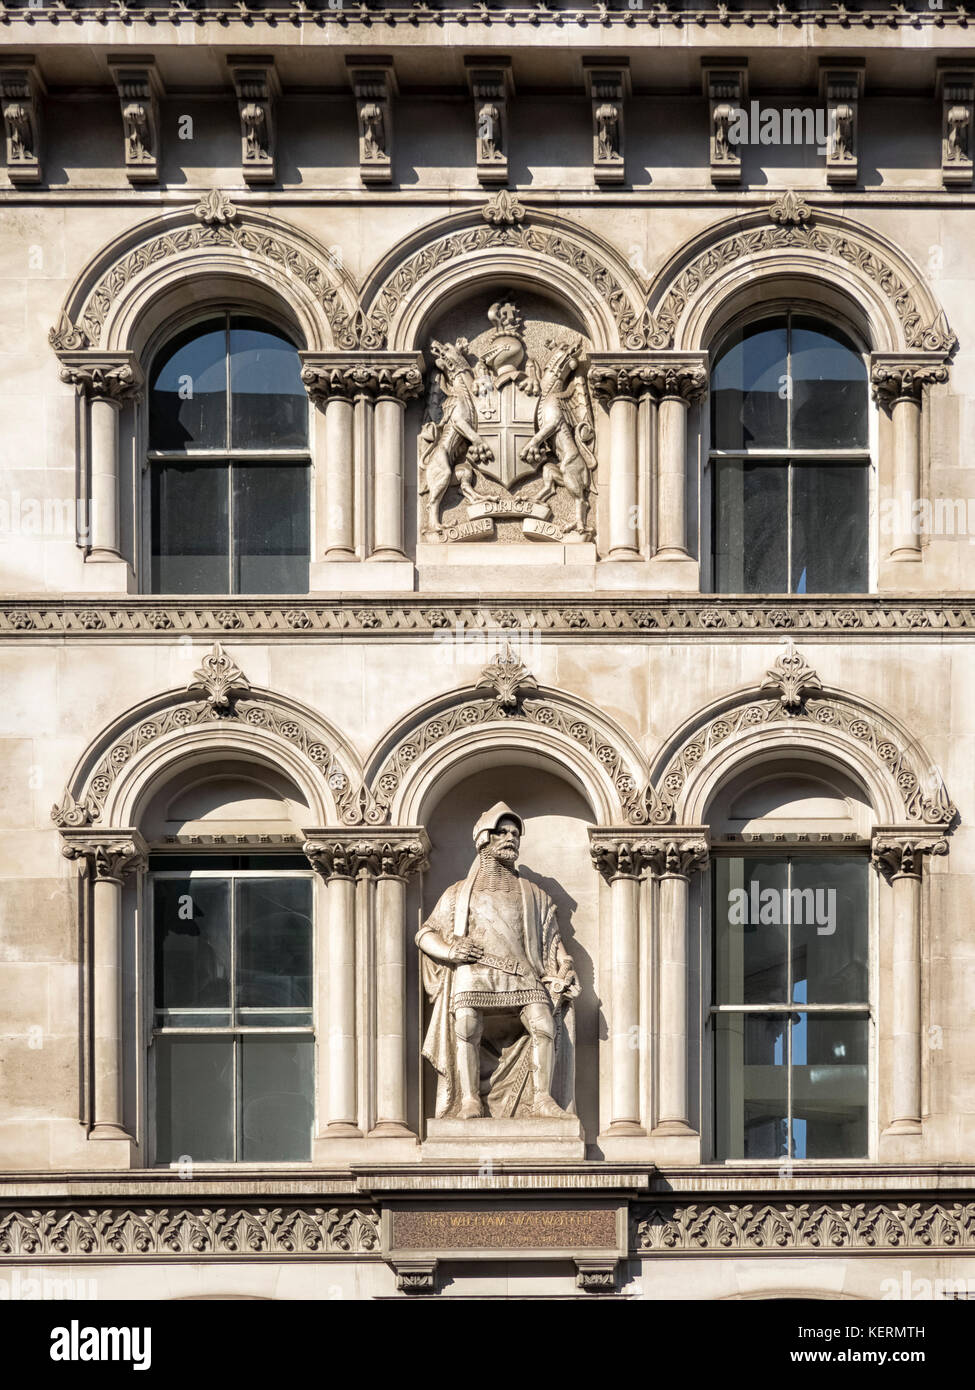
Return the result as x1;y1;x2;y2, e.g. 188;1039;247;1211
872;828;949;1135
371;836;429;1136
57;352;143;562
370;358;425;561
303;838;361;1136
590;833;650;1135
644;833;709;1136
61;830;148;1140
871;355;950;562
300;358;356;561
652;361;708;560
589;359;660;561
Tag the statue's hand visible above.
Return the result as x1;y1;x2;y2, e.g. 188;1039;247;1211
449;940;483;964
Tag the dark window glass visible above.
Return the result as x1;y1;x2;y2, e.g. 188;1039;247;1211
791;463;869;594
793;1014;868;1159
714;462;788;593
155;1036;234;1164
233;464;310;594
236;878;313;1018
791;317;868;450
711;321;789;451
149;321;228;452
790;859;868;1005
239;1036;314;1162
151;463;229;594
229;317;308;450
154;878;231;1021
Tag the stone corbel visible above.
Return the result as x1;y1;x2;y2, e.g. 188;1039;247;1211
938;65;974;188
57;350;144;564
703;60;746;187
347;58;396;186
304;829;429;1147
108;56;163;185
0;58;44;186
228;56;279;186
820;60;864;187
466;59;513;187
61;829;148;1144
393;1260;438;1295
300;351;424;571
575;1259;618;1293
584;61;629;187
872;827;948;1140
870;352;951;563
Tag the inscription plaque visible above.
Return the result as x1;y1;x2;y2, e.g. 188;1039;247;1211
389;1203;620;1254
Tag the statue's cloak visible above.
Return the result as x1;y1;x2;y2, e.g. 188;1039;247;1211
417;874;576;1120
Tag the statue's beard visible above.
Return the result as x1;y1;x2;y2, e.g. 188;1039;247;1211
479;842;519;885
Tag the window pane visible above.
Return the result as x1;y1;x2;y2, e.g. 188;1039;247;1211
791;859;869;1005
154;878;231;1018
792;1014;868;1159
715;857;789;1004
149;320;228;451
239;1036;313;1161
235;878;312;1012
711;320;789;450
151;463;229;594
791;463;868;594
232;464;310;594
791;317;867;450
716;1012;790;1160
714;460;789;594
155;1036;234;1164
229;318;307;450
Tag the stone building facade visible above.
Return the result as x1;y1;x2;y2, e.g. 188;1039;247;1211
1;5;974;1300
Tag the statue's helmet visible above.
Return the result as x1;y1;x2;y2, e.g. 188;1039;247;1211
473;802;524;849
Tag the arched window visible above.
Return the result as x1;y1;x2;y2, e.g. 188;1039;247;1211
148;314;309;594
710;312;869;594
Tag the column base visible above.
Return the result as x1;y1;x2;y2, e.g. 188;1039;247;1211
882;1117;922;1136
367;549;409;562
653;545;691;561
651;1118;697;1137
368;1121;417;1139
89;1122;135;1141
326;1122;364;1138
607;548;642;562
889;547;922;562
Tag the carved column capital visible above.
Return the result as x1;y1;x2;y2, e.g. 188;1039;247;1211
300;352;425;406
61;830;148;883
303;829;430;881
870;353;950;409
588;353;709;406
871;827;949;882
588;830;651;881
57;351;144;405
640;830;710;880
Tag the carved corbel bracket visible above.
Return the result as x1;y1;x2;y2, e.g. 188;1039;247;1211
392;1260;438;1295
0;58;45;186
61;829;149;884
466;58;513;187
228;55;279;185
869;352;951;411
56;350;144;405
703;59;746;187
870;826;949;882
302;828;430;881
575;1259;618;1293
348;59;396;187
584;60;629;187
938;65;974;188
820;60;864;187
108;55;163;185
299;351;425;406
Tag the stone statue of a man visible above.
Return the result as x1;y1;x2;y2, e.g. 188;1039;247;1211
417;803;580;1121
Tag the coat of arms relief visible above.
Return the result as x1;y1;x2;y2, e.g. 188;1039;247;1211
418;299;598;543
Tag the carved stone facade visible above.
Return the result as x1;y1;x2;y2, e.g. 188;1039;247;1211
1;15;974;1305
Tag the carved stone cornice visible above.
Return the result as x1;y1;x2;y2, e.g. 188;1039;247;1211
56;351;144;405
303;829;430;881
299;352;425;405
588;353;709;405
870;826;950;881
60;829;148;884
870;352;951;409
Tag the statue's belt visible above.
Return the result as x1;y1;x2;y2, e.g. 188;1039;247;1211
466;948;534;980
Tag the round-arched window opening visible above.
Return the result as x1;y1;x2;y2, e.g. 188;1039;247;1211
709;311;869;596
147;313;310;595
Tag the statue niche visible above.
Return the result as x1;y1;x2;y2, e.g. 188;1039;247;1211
416;804;580;1121
418;297;597;544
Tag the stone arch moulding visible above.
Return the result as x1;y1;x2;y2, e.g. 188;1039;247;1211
645;644;957;830
643;193;958;356
50;644;364;833
47;191;361;357
360;675;652;828
356;195;647;353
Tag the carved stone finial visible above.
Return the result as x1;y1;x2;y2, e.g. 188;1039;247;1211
188;642;250;711
475;643;538;713
761;643;822;713
480;189;526;226
768;189;813;226
194;189;239;227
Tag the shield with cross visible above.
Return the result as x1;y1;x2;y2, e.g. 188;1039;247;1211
472;374;541;491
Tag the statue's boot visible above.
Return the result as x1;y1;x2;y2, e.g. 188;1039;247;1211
457;1039;483;1119
530;1032;565;1118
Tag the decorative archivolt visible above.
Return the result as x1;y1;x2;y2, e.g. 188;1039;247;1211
643;191;957;356
48;192;361;356
646;644;957;829
51;645;362;831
